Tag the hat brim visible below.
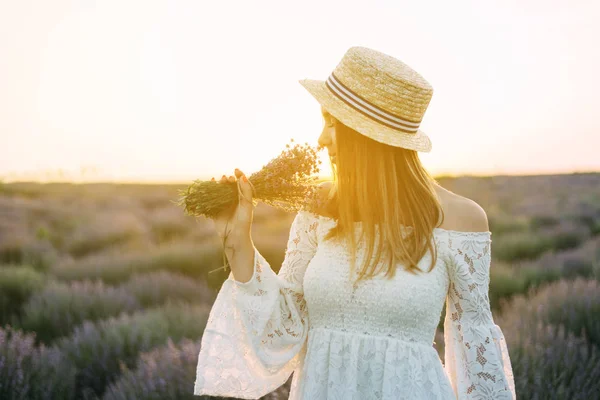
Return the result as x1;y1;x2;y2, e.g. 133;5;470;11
298;79;432;153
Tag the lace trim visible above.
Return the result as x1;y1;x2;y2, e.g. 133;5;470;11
316;214;492;239
433;227;492;239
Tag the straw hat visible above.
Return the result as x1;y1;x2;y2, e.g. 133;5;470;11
299;46;433;152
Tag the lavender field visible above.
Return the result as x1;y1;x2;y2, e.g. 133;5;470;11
1;172;599;400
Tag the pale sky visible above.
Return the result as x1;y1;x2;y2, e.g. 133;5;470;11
1;0;598;183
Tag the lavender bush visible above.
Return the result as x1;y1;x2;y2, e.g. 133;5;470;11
491;231;554;262
487;261;527;310
102;338;202;400
20;280;140;344
66;211;148;258
529;214;560;230
55;301;210;398
498;319;600;399
147;205;194;243
498;277;600;348
490;276;600;398
104;338;292;400
120;271;214;308
51;240;222;284
488;212;529;235
509;235;599;286
0;326;76;400
491;236;600;301
538;219;592;252
0;235;58;272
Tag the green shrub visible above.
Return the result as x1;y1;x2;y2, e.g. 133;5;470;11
488;262;526;310
0;266;46;325
489;214;529;235
52;241;222;285
561;257;594;279
0;237;58;271
121;271;214;308
492;232;554;263
573;213;600;235
35;225;51;240
545;230;588;252
529;215;560;230
517;265;564;293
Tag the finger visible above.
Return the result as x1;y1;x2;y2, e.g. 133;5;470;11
211;177;216;182
228;175;235;183
234;168;249;185
233;168;253;204
237;172;253;205
220;175;227;183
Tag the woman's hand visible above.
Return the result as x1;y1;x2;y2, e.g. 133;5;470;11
209;168;255;245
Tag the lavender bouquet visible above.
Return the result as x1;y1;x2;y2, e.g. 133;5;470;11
176;139;325;219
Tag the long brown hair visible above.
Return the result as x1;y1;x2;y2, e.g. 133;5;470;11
321;116;445;284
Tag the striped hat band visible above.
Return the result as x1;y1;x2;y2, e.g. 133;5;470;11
325;72;421;134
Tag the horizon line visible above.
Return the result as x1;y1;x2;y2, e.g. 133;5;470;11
1;169;598;186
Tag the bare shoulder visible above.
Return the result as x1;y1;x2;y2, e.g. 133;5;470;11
457;197;490;232
439;191;490;233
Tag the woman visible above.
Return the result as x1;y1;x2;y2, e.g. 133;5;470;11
194;46;516;400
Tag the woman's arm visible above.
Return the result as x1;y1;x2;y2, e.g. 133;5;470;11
223;233;256;284
194;210;321;399
442;229;516;400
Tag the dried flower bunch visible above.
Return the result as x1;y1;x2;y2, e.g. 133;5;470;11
176;139;325;219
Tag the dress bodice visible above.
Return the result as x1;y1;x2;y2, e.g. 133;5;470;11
304;217;450;346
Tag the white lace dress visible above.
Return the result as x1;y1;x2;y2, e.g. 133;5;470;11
194;210;516;400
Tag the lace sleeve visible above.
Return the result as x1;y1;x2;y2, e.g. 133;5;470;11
194;210;320;399
442;231;516;400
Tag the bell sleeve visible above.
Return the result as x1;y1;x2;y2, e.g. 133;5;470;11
442;231;517;400
194;210;320;399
